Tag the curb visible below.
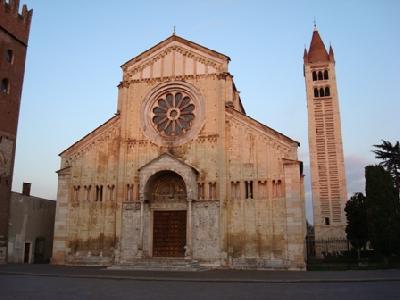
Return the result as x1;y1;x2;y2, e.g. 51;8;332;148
1;271;400;284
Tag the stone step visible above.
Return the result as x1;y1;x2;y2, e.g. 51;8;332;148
109;258;208;271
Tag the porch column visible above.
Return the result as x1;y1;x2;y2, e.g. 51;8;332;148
138;199;144;257
185;198;192;259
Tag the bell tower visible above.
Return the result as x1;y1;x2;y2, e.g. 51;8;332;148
0;0;32;263
303;26;348;242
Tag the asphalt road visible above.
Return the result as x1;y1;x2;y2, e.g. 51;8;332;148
1;274;399;300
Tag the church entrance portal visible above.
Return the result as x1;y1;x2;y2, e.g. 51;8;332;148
153;210;186;257
147;171;187;257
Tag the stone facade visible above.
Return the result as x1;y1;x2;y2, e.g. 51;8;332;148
8;183;56;263
0;0;32;263
53;35;306;270
304;28;348;243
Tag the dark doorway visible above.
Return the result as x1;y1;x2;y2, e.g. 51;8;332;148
153;210;186;257
34;237;46;263
24;243;31;263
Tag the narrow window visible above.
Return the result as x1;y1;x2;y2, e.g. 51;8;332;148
245;181;253;199
324;217;330;225
319;88;325;97
6;50;14;64
324;70;329;80
96;185;103;201
325;86;330;96
318;71;323;80
314;88;319;98
312;71;317;81
1;78;9;94
126;184;133;201
73;186;80;202
198;182;205;200
84;185;91;201
107;184;115;201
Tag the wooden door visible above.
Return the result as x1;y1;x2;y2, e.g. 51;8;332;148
153;210;186;257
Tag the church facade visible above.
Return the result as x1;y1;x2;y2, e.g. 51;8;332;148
52;35;306;270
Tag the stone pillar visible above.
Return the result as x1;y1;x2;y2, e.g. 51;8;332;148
185;198;192;259
52;167;72;265
138;199;144;258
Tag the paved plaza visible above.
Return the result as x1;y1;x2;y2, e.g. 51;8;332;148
1;265;400;299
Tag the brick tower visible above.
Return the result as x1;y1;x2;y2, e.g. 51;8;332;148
303;26;348;244
0;0;32;263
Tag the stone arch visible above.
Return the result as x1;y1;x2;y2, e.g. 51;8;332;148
139;153;199;201
143;170;187;203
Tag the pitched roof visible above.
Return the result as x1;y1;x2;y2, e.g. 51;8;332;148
121;34;230;69
307;29;329;63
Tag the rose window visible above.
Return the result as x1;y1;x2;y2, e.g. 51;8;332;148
152;92;195;136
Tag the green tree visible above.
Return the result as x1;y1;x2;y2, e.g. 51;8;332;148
373;140;400;198
365;165;400;257
345;192;368;259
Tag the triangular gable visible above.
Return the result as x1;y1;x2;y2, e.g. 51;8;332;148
138;152;200;174
122;35;230;81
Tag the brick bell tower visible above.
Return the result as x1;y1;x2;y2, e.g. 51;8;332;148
0;0;32;263
303;26;348;244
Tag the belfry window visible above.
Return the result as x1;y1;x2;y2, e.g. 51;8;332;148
318;71;323;80
1;78;9;94
314;88;319;98
312;71;317;81
324;217;330;226
319;88;325;97
325;87;330;96
324;70;329;80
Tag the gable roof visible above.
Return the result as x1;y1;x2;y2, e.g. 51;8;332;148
121;34;230;69
59;115;120;156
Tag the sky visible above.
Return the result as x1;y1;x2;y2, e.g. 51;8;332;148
11;0;400;223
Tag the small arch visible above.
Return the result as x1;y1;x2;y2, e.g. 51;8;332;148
325;87;330;96
324;70;329;80
312;71;317;81
318;71;323;80
319;88;325;97
1;78;9;94
314;88;319;98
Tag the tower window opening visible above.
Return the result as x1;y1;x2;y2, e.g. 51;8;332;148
324;217;330;225
318;71;323;80
312;71;317;81
325;87;330;96
319;88;325;97
6;50;14;64
1;78;10;94
324;70;329;80
314;88;319;98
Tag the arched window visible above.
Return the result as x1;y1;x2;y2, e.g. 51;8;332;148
314;88;319;97
324;70;329;80
325;87;330;96
312;71;317;81
6;50;14;64
318;71;323;80
1;78;9;94
319;88;325;97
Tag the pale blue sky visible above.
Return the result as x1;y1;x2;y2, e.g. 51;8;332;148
12;0;400;222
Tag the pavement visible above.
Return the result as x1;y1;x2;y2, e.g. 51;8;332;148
1;264;400;283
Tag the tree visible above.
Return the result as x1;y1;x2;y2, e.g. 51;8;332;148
345;192;368;259
365;165;400;257
373;140;400;198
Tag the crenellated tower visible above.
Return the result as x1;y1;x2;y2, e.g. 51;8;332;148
0;0;32;263
303;26;348;244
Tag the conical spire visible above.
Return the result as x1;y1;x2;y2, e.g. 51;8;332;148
328;45;335;62
307;29;329;63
